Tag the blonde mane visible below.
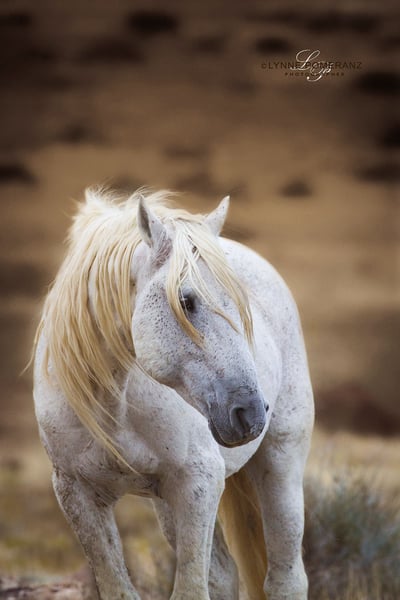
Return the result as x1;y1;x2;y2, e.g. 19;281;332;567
34;189;253;462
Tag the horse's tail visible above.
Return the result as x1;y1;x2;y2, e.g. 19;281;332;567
218;469;267;600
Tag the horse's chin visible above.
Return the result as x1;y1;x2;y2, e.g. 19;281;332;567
208;418;257;448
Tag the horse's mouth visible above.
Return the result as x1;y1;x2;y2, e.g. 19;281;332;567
208;417;262;448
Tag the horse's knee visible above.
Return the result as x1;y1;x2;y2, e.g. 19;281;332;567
264;560;308;600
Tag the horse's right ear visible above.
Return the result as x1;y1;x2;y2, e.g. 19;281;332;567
137;196;167;250
204;196;230;236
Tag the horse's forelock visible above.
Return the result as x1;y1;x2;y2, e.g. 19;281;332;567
167;219;253;347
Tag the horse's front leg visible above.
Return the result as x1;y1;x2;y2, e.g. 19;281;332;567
52;468;140;600
153;499;239;600
247;433;311;600
160;452;225;600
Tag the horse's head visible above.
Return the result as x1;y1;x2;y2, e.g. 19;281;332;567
131;198;268;448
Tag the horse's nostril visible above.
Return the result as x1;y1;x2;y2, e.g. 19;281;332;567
230;400;267;439
265;403;269;413
235;408;247;432
231;406;252;435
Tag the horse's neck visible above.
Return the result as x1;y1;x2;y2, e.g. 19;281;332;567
123;361;155;400
123;361;177;419
92;337;131;415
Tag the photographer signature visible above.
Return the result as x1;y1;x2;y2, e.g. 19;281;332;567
290;50;332;82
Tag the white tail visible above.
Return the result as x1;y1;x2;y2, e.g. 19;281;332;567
218;469;267;599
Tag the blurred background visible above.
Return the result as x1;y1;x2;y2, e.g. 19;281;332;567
0;1;399;599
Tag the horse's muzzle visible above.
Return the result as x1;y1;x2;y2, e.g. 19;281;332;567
208;389;268;448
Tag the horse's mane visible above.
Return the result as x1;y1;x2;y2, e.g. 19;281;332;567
34;188;253;462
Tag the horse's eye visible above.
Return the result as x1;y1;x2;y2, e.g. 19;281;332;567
179;293;195;313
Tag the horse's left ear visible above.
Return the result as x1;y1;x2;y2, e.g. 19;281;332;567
137;196;168;251
204;195;230;236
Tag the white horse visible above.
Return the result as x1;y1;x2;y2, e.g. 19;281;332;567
33;189;314;600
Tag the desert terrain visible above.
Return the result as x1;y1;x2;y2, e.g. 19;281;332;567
0;1;399;598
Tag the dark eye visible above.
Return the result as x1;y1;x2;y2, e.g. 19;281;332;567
179;293;195;313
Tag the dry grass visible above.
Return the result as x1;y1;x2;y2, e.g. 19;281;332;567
305;474;400;599
304;430;400;600
1;428;400;599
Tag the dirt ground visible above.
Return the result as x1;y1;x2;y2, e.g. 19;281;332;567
0;0;399;597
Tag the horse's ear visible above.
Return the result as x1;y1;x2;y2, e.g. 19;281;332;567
204;196;230;236
137;196;167;250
